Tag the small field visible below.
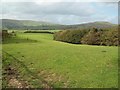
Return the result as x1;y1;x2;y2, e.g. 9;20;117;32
2;30;118;88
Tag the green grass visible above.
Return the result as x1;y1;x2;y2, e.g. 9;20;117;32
3;31;118;88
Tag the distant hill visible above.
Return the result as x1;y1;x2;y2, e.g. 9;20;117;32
1;19;117;30
68;21;117;30
1;19;60;30
20;20;58;26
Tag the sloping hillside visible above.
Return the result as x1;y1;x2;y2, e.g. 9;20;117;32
1;19;59;30
68;21;117;30
1;19;117;30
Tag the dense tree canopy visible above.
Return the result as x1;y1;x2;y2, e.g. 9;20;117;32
54;28;119;46
54;30;88;44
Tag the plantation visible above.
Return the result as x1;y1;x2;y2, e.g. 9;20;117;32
2;30;118;88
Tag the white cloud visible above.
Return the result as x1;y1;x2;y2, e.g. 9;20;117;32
1;2;118;24
2;2;96;17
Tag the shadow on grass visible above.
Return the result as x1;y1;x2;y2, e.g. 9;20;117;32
2;37;38;44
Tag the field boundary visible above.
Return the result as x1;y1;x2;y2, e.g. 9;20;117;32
2;50;54;88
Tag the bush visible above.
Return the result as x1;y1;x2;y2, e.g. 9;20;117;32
81;28;118;46
2;30;10;40
54;28;118;46
54;30;88;44
81;28;103;45
2;30;16;41
101;29;118;46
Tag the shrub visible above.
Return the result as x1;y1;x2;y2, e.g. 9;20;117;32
2;30;16;41
54;30;88;44
81;28;103;45
101;29;118;46
54;28;118;46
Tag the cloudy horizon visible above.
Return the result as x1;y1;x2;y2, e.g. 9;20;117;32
1;0;118;25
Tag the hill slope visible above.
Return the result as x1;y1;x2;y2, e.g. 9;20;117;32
1;19;59;30
20;20;58;26
68;21;117;30
1;19;117;30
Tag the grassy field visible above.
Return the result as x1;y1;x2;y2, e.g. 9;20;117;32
2;30;118;88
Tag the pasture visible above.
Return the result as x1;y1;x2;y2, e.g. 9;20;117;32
2;30;118;88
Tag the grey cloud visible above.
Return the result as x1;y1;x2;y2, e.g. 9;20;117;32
2;2;96;17
2;2;117;24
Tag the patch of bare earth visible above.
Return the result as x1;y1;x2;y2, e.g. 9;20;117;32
3;66;30;88
8;77;28;88
38;70;70;88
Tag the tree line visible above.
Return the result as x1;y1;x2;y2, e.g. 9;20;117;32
53;28;119;46
24;30;54;34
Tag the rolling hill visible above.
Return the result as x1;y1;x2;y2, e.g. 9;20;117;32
1;19;59;30
1;19;117;30
68;21;117;30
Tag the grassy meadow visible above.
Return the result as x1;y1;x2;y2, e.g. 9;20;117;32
2;30;118;88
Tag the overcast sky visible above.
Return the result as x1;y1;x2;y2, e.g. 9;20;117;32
1;0;118;25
